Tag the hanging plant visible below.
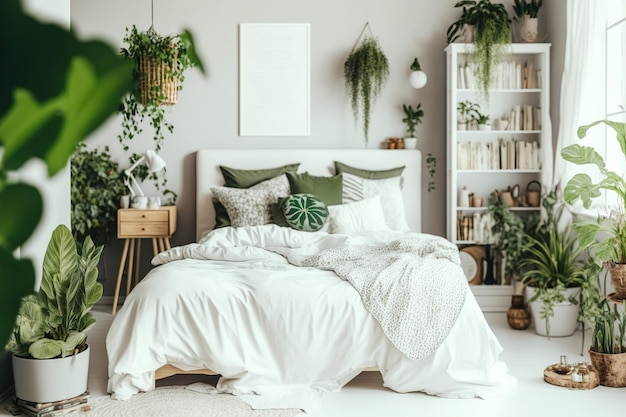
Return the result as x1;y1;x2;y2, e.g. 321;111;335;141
118;24;204;199
447;0;511;97
344;25;389;143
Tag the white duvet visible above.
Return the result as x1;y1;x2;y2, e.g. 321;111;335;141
106;225;515;411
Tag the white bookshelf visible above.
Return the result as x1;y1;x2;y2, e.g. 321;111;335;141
445;43;551;311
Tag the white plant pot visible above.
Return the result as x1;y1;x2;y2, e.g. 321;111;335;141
526;287;580;337
457;121;467;131
518;15;539;43
404;137;418;149
13;346;90;403
478;124;491;131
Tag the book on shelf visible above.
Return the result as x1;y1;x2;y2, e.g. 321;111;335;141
457;138;541;170
15;391;90;417
457;60;540;90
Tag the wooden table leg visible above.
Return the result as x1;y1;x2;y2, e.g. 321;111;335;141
164;237;171;250
134;238;141;287
152;238;158;257
126;238;135;296
112;238;130;315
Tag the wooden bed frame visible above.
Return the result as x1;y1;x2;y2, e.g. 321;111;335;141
155;148;422;380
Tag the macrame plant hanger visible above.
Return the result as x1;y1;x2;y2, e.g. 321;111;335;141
350;22;376;53
147;0;157;36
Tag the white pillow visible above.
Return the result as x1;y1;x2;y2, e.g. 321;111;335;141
342;173;410;231
328;196;390;234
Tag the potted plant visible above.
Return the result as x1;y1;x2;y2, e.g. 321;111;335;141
401;103;424;148
457;100;479;130
5;225;103;403
561;116;626;299
446;0;512;97
118;24;203;195
344;34;390;143
71;144;127;246
589;300;626;386
512;0;543;42
471;103;491;130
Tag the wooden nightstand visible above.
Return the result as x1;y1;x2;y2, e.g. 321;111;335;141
112;206;177;315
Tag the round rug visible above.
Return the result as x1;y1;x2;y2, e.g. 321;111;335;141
72;386;302;417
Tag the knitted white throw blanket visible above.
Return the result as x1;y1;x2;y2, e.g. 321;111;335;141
302;236;467;361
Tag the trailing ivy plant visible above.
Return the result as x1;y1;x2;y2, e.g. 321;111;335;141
447;0;511;97
344;36;389;143
426;153;437;192
118;25;204;199
71;144;127;246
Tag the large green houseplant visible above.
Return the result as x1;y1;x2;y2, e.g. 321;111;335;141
0;0;133;349
561;116;626;298
446;0;512;96
71;144;127;246
344;35;390;143
6;225;103;402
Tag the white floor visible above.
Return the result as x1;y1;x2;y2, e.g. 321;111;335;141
3;304;624;417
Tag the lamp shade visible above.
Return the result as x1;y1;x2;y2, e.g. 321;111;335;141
409;70;428;89
144;149;166;173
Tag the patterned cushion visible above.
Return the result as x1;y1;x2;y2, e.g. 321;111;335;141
282;194;329;232
213;174;291;227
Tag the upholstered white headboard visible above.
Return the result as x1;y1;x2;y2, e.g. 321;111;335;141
196;149;421;241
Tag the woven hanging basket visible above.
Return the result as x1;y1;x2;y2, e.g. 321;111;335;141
139;55;178;105
608;263;626;300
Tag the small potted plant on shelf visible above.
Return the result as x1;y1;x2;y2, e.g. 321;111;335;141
589;300;626;387
471;104;491;130
5;225;103;403
457;100;479;130
344;26;390;144
446;0;512;97
401;103;424;148
561;114;626;300
512;0;543;42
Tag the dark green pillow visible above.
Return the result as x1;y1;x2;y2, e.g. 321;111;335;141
334;161;405;179
286;172;343;206
271;197;291;228
282;194;328;232
213;198;231;228
220;163;300;188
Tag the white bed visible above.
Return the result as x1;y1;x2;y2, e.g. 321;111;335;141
106;149;515;411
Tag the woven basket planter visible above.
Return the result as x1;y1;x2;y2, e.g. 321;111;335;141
608;263;626;300
589;348;626;387
139;55;178;105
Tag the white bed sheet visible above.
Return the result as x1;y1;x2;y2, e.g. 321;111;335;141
106;227;515;411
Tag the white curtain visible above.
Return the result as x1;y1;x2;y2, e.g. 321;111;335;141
552;0;607;192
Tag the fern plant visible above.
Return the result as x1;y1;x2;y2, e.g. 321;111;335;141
344;36;389;143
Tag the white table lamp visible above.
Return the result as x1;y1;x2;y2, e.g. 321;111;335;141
124;149;166;197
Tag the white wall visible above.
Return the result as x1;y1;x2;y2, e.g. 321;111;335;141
70;0;563;295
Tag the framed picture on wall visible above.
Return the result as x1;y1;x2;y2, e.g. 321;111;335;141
239;23;311;136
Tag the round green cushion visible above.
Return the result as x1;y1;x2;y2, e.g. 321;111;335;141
282;194;328;232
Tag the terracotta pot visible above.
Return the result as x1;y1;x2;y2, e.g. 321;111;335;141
589;348;626;387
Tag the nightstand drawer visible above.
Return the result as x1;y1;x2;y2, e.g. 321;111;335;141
119;222;169;237
119;210;169;222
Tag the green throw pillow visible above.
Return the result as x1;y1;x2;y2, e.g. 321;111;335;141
220;163;300;188
282;194;328;232
271;197;291;228
286;172;342;206
334;161;405;179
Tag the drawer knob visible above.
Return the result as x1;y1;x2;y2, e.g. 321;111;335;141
141;214;146;218
141;227;145;231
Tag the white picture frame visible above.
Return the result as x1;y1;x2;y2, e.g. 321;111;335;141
239;23;311;136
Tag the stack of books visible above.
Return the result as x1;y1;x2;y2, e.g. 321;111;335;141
12;391;90;417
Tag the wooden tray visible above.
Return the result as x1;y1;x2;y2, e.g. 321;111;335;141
544;364;599;390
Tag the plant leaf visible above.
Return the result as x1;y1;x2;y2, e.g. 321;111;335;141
0;249;35;349
0;184;42;251
29;338;65;359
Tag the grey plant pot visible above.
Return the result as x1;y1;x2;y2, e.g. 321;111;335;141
12;345;90;403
